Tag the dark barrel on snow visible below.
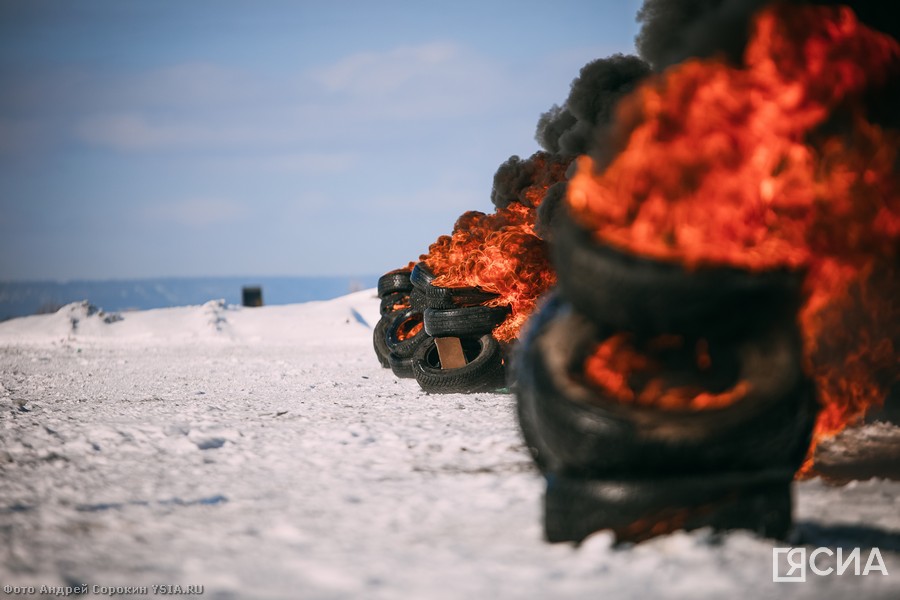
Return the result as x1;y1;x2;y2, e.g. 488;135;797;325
241;286;263;307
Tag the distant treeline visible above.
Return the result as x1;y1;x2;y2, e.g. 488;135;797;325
0;276;378;321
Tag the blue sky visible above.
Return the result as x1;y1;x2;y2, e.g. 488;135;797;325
0;0;642;281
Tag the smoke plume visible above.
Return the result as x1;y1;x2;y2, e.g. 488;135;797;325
635;0;900;128
636;0;899;70
534;54;651;157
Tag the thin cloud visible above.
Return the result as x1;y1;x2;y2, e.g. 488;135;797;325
76;114;179;150
312;42;462;95
45;41;521;153
119;62;268;108
207;152;360;174
74;112;308;150
142;197;249;228
309;41;506;119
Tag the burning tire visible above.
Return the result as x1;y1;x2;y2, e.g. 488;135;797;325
424;284;499;309
373;314;393;368
423;305;510;338
410;262;436;290
409;288;427;312
516;297;816;476
514;294;817;542
384;308;429;360
379;292;409;315
551;207;804;336
378;270;413;297
412;334;505;393
384;307;431;378
411;262;500;309
543;469;792;544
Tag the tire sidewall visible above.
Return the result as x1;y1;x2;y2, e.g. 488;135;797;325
550;206;804;336
515;297;817;478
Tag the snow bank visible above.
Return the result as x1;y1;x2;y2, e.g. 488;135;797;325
0;289;381;345
1;291;898;599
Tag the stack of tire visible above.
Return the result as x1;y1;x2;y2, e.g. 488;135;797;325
514;207;820;543
374;263;508;393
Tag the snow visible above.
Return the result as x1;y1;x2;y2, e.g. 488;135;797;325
1;291;898;599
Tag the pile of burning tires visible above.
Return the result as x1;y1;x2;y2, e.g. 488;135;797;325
372;206;821;544
364;3;899;547
374;263;508;394
513;207;820;543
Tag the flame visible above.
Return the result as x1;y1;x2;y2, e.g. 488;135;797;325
795;259;898;476
382;263;415;312
584;333;750;411
389;299;410;312
568;3;899;470
421;152;567;342
568;6;899;270
395;316;424;342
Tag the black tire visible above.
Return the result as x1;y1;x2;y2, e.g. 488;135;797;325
412;334;506;393
543;468;793;543
424;284;499;309
409;288;427;312
385;308;429;359
380;292;409;315
423;305;510;337
551;206;805;337
513;296;818;479
389;352;417;379
410;262;499;310
373;315;393;368
410;262;435;290
378;270;413;297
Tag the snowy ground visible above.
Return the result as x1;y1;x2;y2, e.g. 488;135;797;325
1;291;898;599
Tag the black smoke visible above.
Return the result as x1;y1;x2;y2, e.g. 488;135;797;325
534;54;651;157
490;152;571;210
506;54;651;234
534;181;569;241
636;0;900;71
635;0;771;70
493;0;899;239
485;55;650;243
634;0;900;129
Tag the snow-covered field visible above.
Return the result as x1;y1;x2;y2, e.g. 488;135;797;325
1;291;898;599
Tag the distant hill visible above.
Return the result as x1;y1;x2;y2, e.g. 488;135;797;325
0;276;378;321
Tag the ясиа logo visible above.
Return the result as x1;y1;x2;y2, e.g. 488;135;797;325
773;547;890;582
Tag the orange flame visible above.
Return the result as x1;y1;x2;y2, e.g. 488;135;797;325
421;153;567;342
568;3;899;472
395;317;424;342
584;333;750;411
389;299;411;312
796;260;899;476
